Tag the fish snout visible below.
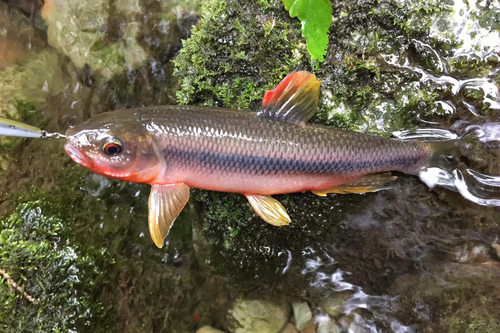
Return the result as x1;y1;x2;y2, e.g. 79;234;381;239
65;125;77;137
64;142;93;169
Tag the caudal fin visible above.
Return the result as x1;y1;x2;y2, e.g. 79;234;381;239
395;124;500;206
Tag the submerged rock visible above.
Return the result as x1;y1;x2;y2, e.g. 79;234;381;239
197;326;227;333
228;298;291;333
41;0;202;81
319;292;352;317
316;315;342;333
291;302;313;331
0;2;53;116
279;323;299;333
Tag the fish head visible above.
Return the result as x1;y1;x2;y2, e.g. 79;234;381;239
65;111;162;183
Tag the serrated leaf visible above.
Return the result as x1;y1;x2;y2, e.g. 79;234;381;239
283;0;332;62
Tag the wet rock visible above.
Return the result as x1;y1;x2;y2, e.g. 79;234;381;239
228;298;291;333
0;2;50;114
280;322;299;333
319;291;352;317
389;257;500;331
492;243;500;259
0;38;30;69
1;0;42;16
197;326;227;333
174;0;311;109
0;49;65;117
291;302;313;331
316;315;342;333
41;0;200;81
41;0;144;80
299;322;318;333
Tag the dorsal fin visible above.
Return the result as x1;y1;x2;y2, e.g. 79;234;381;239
258;71;321;124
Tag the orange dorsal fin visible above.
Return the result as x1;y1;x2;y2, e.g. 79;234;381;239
258;71;321;124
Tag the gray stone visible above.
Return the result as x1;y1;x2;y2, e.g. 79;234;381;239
197;326;227;333
316;315;342;333
319;291;352;317
291;302;313;331
280;322;299;333
228;298;291;333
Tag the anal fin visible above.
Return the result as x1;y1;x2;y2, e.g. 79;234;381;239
149;183;190;248
245;194;291;226
312;173;397;196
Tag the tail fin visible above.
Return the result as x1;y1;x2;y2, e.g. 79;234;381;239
394;124;500;207
394;127;461;172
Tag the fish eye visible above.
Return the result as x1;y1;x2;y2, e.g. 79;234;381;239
103;138;123;155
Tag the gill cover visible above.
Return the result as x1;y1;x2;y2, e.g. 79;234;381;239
64;110;162;183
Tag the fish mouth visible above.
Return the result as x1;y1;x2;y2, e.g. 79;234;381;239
64;142;93;168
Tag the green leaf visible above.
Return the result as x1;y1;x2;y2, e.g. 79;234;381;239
283;0;332;62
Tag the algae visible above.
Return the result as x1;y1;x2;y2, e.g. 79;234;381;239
190;189;362;296
0;200;109;333
42;0;203;81
174;0;311;109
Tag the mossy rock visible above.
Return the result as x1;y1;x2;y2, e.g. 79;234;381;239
174;0;311;109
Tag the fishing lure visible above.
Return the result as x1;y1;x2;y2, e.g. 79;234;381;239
0;116;64;138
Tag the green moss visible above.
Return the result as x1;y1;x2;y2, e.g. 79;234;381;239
262;19;275;36
174;0;310;109
449;311;500;333
449;54;499;78
0;200;109;333
15;100;46;129
190;189;363;296
258;0;272;13
472;5;500;32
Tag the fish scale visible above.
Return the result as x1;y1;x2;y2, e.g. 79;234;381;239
135;105;430;179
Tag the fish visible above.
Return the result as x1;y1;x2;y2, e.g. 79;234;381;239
64;71;438;248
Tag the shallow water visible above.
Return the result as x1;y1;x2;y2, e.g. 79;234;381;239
1;0;500;332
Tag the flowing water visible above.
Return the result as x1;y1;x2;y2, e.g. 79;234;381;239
1;0;500;332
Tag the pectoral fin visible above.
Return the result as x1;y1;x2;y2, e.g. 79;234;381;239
245;194;291;226
312;173;397;196
148;183;190;248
